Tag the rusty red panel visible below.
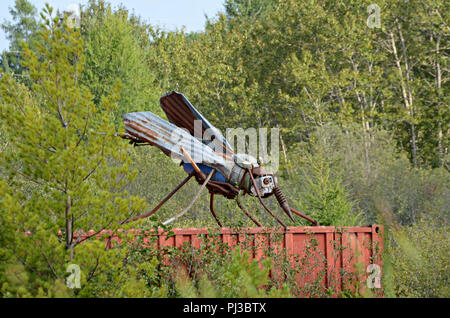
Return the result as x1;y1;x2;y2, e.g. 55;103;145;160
143;226;383;295
92;225;383;296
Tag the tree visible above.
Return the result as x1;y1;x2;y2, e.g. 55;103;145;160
0;0;38;76
80;0;160;124
0;4;145;296
379;0;449;168
287;151;363;227
224;0;277;21
388;212;449;297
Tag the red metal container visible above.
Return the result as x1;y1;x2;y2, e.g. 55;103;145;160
106;225;384;296
80;225;383;296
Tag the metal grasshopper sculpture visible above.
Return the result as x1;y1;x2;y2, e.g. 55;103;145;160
121;91;318;229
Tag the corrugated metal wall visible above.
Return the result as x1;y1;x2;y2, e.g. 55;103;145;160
95;225;384;296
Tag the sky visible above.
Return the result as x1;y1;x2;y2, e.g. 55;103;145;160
0;0;225;52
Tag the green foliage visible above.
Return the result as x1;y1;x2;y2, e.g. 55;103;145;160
76;242;167;298
0;0;38;76
286;151;363;226
0;0;448;298
1;0;37;44
387;213;449;297
224;0;277;21
0;5;145;297
148;0;448;168
284;124;448;227
212;246;291;297
80;0;160;124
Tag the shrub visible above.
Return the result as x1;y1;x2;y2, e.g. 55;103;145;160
387;213;449;297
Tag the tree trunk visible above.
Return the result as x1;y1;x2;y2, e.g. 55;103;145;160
434;33;444;167
389;28;418;167
65;194;74;260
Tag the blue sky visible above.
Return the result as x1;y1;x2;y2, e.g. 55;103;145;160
0;0;225;51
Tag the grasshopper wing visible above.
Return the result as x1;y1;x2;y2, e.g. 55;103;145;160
123;111;234;180
160;91;234;155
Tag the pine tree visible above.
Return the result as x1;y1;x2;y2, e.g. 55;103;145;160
0;4;145;296
0;0;38;75
80;0;160;124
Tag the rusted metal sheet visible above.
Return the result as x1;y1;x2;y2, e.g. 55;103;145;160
123;111;234;179
160;91;234;155
93;225;384;296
